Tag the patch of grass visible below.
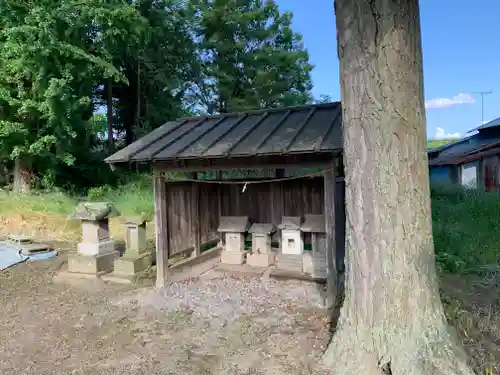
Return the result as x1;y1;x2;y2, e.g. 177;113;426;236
431;184;500;274
0;174;154;242
428;138;459;149
432;184;500;374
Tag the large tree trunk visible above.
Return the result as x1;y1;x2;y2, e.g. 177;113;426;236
324;1;473;375
13;158;32;194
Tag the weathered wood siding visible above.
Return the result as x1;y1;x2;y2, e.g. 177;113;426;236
482;155;500;192
163;177;345;258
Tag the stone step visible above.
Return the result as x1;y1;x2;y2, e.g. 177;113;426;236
20;243;50;256
8;234;32;244
276;253;303;273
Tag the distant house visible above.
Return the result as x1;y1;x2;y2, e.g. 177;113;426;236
428;117;500;191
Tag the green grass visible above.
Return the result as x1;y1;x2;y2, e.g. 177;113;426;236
431;184;500;273
427;138;459;149
0;179;499;373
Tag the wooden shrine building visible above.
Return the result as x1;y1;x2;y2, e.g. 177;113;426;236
105;102;346;301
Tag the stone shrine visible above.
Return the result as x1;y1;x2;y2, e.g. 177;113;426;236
278;216;303;255
246;223;275;268
67;202;120;275
277;216;304;272
300;214;327;279
218;216;250;265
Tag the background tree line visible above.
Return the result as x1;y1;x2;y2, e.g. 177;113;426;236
0;0;331;193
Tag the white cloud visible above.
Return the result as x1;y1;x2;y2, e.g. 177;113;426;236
435;127;460;139
425;93;475;110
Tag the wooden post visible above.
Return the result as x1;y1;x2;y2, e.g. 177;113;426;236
216;171;223;248
154;171;169;288
324;157;337;308
189;172;201;258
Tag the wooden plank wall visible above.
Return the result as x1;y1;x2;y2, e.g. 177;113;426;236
482;155;499;192
164;177;345;257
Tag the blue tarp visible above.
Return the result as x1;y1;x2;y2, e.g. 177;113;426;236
0;242;58;270
0;243;28;270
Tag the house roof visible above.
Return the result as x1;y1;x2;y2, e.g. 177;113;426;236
468;116;500;133
427;135;475;154
105;102;342;164
429;140;500;166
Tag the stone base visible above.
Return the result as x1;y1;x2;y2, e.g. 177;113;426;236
277;253;303;273
68;251;118;274
302;252;327;279
246;253;274;268
113;253;151;277
77;239;115;256
220;251;245;265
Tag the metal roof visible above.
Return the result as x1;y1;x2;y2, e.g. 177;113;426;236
429;139;500;166
105;102;342;164
468;116;500;133
427;135;474;154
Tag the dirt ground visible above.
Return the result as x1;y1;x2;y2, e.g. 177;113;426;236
0;255;333;375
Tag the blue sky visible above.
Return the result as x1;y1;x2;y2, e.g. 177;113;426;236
276;0;499;139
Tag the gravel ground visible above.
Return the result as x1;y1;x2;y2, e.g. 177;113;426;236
0;257;333;375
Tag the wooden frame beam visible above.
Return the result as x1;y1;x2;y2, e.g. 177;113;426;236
188;172;201;258
153;152;336;173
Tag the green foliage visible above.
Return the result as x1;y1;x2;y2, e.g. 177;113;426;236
190;0;314;113
431;184;500;274
0;0;317;192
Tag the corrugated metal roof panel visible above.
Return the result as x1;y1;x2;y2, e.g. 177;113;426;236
468;116;500;133
155;117;224;159
287;106;341;152
173;115;245;158
202;114;266;157
133;118;205;161
257;109;312;154
105;102;343;164
105;120;183;163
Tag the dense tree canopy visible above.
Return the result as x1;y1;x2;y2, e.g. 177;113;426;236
0;0;324;192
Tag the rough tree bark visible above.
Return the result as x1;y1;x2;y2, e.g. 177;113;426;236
323;1;474;375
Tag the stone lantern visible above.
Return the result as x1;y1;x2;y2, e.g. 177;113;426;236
67;202;120;275
218;216;250;265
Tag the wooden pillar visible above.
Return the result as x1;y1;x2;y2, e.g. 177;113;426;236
324;157;337;308
189;172;201;258
154;171;169;288
216;171;223;247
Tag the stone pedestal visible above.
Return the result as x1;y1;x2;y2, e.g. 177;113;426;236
247;252;274;268
277;253;303;272
221;251;246;265
68;251;118;274
113;253;152;276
